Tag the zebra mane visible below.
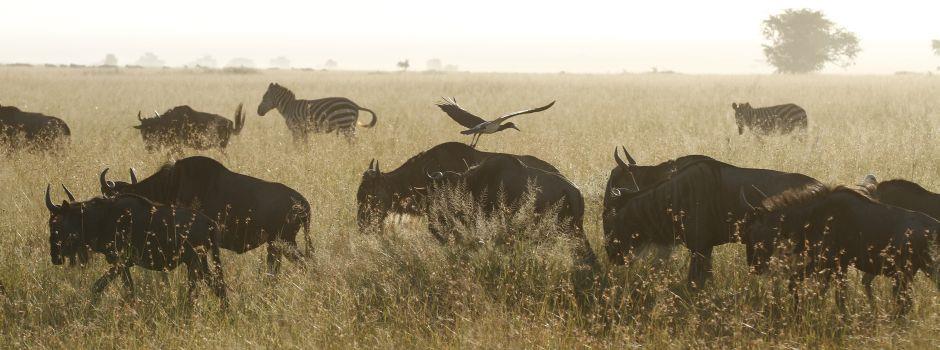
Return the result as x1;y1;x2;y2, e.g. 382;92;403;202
270;83;295;100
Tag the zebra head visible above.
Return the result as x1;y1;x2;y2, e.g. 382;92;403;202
258;83;287;116
731;102;751;134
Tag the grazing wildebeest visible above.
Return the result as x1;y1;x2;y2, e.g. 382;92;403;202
356;142;559;232
99;156;311;275
731;102;808;135
0;104;70;152
603;147;819;286
134;104;245;152
427;154;597;266
257;83;377;142
45;185;228;306
740;184;940;314
858;175;940;300
860;175;939;220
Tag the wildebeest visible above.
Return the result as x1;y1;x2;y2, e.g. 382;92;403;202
603;147;818;286
134;104;245;152
427;154;597;266
740;184;940;314
731;102;808;135
99;156;311;275
45;185;228;306
356;142;559;231
0;104;70;152
860;175;939;220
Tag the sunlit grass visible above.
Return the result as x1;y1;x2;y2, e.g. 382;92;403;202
1;67;939;348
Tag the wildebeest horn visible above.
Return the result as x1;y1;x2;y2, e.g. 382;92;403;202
99;168;115;191
750;185;768;199
129;168;138;184
137;111;143;122
622;146;636;165
368;159;375;171
45;184;60;212
374;161;380;173
740;188;756;211
428;171;444;180
611;188;622;197
614;147;628;169
153;110;160;118
61;184;75;202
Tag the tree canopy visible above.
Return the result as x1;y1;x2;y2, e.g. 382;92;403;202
761;9;860;73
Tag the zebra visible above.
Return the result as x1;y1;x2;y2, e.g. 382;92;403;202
731;102;807;136
257;83;377;142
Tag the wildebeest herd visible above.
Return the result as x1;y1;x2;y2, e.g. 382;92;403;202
3;85;938;315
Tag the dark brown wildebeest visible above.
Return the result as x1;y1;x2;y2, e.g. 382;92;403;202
731;102;808;135
740;184;940;314
356;142;559;231
603;147;819;286
860;175;939;220
45;185;228;307
99;156;311;275
134;104;245;152
858;175;940;300
0;104;70;152
426;154;597;266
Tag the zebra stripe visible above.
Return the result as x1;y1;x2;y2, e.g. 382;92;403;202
258;83;376;140
733;103;808;135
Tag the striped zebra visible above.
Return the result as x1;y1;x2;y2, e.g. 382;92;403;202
257;83;377;142
731;102;807;135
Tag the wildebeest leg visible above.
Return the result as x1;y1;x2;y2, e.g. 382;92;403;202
186;262;202;306
892;273;914;316
118;266;135;302
201;256;229;309
831;267;849;315
91;266;122;304
266;244;282;276
686;246;714;289
650;244;673;271
862;272;876;307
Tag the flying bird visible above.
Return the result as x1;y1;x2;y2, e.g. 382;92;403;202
436;97;555;148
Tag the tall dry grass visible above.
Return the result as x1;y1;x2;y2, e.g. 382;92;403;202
1;67;939;348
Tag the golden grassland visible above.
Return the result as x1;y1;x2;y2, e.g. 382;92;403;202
0;67;938;348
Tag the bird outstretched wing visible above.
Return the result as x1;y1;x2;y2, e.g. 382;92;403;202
437;97;487;129
493;100;555;123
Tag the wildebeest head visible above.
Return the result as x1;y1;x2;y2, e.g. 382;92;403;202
731;102;752;134
258;83;288;116
738;187;779;273
45;184;84;266
356;159;393;230
99;167;138;197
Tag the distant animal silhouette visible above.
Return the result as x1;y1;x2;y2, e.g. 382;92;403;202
732;102;807;135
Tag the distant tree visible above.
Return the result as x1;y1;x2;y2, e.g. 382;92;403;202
444;64;459;72
324;59;338;70
102;54;118;67
426;58;443;71
761;9;860;73
189;55;217;68
270;56;291;69
226;58;255;68
397;59;410;71
134;52;165;68
933;40;940;56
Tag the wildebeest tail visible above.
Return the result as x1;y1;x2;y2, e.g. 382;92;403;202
232;103;246;135
357;107;377;128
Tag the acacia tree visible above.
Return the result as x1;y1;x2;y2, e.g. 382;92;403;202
761;9;860;73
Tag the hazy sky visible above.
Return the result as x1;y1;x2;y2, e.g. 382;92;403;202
2;0;937;73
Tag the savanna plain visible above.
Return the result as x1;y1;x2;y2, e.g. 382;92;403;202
0;67;938;348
